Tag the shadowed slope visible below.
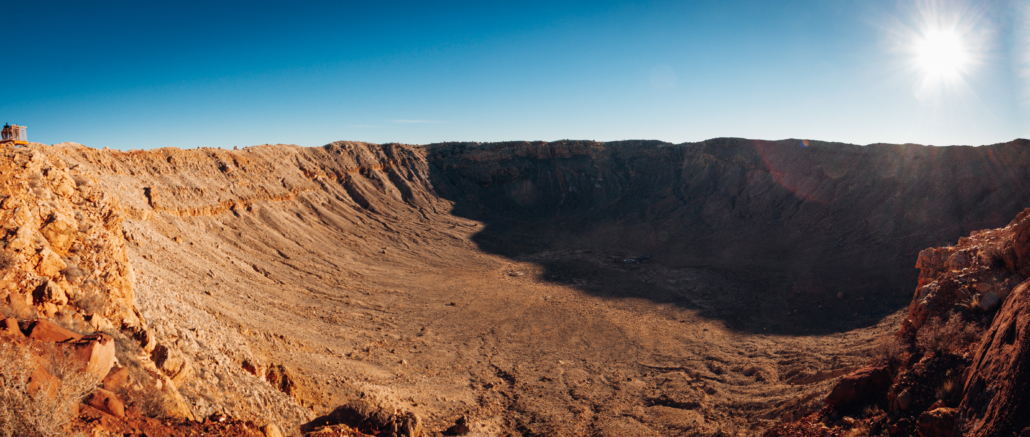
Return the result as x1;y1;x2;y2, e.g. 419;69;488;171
426;138;1030;333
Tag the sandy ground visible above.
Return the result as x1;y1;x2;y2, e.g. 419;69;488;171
123;200;900;436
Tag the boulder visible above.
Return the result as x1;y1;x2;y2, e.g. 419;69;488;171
153;379;197;422
4;226;34;252
947;250;971;271
32;280;68;307
5;291;34;319
54;176;76;198
40;212;77;254
87;388;126;418
307;398;423;437
68;333;117;378
102;365;129;393
824;366;890;407
0;317;23;338
265;364;297;396
151;343;193;385
85;313;115;332
28;319;83;342
918;407;956;437
36;247;67;278
979;291;1000;312
262;423;284;437
897;389;912;411
27;364;59;399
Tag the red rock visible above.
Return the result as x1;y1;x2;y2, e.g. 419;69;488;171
26;363;59;399
824;366;890;407
87;388;126;418
1012;210;1030;276
0;317;23;338
102;365;129;392
27;319;83;342
917;407;956;437
959;274;1030;436
979;291;1001;312
69;333;117;378
5;292;34;319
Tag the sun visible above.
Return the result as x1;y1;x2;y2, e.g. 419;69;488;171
915;29;969;80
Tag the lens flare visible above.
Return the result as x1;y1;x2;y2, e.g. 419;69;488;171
915;29;969;79
881;0;989;100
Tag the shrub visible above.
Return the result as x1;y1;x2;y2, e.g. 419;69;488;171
0;252;15;273
59;265;85;284
863;403;884;418
917;313;982;356
954;288;981;314
872;334;906;371
936;369;964;407
71;291;108;316
844;425;870;437
72;175;89;188
0;341;99;437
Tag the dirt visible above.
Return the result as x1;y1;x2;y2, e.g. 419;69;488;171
3;138;1030;435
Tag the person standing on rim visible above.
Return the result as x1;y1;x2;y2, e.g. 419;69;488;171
1;123;9;141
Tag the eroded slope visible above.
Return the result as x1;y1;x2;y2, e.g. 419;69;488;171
6;138;1029;436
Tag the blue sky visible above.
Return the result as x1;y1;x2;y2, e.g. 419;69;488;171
1;0;1027;149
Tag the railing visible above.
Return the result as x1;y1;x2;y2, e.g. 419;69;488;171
2;125;26;142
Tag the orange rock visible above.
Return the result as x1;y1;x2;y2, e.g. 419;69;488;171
40;212;78;254
69;333;117;379
102;365;130;393
0;317;23;338
28;319;83;342
26;363;59;400
824;366;890;407
32;280;68;307
87;388;126;418
36;247;67;278
151;343;193;385
5;291;34;319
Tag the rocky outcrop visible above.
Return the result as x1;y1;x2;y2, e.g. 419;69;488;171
765;205;1030;436
0;144;140;327
823;366;890;408
303;397;423;437
959;264;1030;436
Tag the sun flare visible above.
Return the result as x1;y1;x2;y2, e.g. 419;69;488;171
914;29;970;81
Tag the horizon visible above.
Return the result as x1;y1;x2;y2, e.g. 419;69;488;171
53;136;1030;151
3;0;1028;149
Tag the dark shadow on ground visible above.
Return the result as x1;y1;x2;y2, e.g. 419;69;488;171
421;138;1030;336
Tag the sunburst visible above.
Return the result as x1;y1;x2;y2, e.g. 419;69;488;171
915;29;970;81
